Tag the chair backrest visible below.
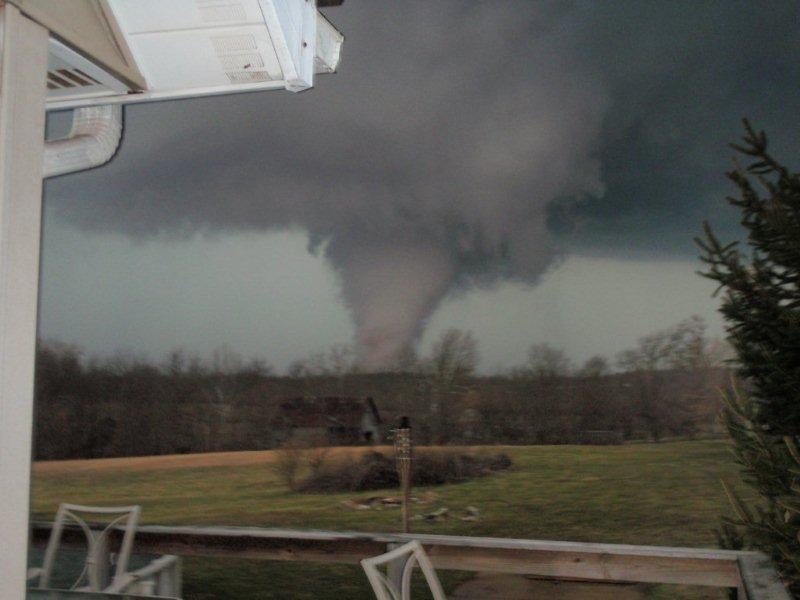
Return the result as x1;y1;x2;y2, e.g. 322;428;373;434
37;503;140;591
361;540;446;600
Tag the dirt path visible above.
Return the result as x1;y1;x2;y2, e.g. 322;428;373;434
33;444;499;475
33;449;278;474
32;445;397;475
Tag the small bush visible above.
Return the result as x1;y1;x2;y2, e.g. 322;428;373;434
487;453;513;471
305;438;332;478
273;440;304;491
274;436;333;491
354;452;398;489
296;448;513;493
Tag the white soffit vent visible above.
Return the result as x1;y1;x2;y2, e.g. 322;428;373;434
39;0;344;111
46;38;130;104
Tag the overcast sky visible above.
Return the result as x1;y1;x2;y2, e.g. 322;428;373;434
40;1;800;373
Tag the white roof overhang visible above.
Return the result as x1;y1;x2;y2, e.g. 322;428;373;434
6;0;344;110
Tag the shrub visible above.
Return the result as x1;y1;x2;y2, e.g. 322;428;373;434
273;439;304;491
304;436;332;478
296;448;513;493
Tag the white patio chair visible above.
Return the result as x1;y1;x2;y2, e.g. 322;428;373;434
28;503;140;592
106;553;182;596
361;540;447;600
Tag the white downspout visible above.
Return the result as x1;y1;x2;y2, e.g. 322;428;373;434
43;104;122;178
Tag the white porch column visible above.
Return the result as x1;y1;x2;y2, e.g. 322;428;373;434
0;4;48;598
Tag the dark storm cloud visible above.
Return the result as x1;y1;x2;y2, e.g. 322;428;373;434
43;0;800;366
550;0;800;257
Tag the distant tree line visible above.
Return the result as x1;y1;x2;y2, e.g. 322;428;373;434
33;316;731;459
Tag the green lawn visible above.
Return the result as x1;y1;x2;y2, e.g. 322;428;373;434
31;439;746;599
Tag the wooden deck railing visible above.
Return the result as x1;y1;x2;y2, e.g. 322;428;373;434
30;522;791;599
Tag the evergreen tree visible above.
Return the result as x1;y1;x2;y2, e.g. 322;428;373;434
697;120;800;594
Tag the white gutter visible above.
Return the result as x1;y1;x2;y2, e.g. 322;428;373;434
43;104;122;178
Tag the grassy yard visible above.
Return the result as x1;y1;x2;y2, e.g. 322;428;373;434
31;440;747;599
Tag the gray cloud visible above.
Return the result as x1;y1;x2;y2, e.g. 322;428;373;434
551;0;800;256
44;0;800;368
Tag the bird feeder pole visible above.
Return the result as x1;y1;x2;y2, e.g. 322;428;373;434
394;416;412;533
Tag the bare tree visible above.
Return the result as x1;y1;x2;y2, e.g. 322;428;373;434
164;349;187;376
424;329;479;443
326;344;355;376
617;315;709;372
428;329;478;381
287;359;310;378
391;345;419;373
242;357;272;377
211;344;243;375
525;343;571;378
704;337;735;369
616;316;713;440
288;344;356;376
579;355;610;378
326;344;356;394
663;315;708;370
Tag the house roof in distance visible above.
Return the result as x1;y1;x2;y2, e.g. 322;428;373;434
278;397;381;429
